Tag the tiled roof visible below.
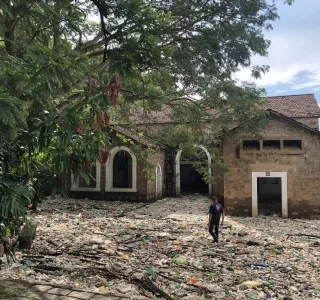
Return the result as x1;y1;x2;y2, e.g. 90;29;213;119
127;106;174;124
109;125;164;148
262;94;320;117
117;94;320;125
125;106;220;124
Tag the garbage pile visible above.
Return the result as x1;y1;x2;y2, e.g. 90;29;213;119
0;195;319;300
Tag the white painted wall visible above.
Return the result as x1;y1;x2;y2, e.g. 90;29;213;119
156;164;162;199
252;172;288;218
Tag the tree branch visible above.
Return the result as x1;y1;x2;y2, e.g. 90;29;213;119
75;31;104;52
12;0;37;31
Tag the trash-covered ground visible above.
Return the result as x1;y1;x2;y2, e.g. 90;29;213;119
1;195;320;300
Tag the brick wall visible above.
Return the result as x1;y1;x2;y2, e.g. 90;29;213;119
211;145;225;204
223;114;320;219
292;117;319;130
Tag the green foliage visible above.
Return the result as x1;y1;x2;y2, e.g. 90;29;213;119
115;132;158;180
153;126;229;184
0;181;32;219
0;0;98;220
0;137;34;228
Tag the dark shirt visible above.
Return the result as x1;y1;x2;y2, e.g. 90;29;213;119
209;203;224;223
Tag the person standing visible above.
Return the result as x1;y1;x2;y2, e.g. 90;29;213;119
208;196;224;243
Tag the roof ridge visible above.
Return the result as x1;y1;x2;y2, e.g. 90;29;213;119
267;93;315;98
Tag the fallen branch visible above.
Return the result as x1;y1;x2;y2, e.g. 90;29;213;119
33;264;65;272
113;197;172;218
286;233;320;240
33;267;62;276
95;260;174;300
22;254;45;259
127;227;183;234
113;203;154;218
80;258;106;265
132;276;174;300
289;273;307;284
162;249;186;257
38;250;62;256
47;240;59;247
171;262;214;274
122;237;146;245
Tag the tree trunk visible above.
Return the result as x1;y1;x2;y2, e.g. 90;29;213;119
4;19;15;55
53;2;61;49
31;181;40;211
4;2;18;94
31;192;39;211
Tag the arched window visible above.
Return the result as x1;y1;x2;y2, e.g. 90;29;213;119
113;150;132;188
105;146;137;192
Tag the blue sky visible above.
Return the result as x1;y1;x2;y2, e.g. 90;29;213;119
236;0;320;105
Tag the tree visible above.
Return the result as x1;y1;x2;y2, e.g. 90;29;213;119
0;0;294;223
0;0;99;222
86;0;293;135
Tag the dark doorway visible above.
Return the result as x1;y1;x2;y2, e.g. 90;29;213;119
257;177;282;216
180;164;208;194
113;150;132;188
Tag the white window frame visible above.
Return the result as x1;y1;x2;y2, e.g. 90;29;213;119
71;161;101;192
252;172;288;218
175;145;212;197
155;164;162;199
105;146;137;192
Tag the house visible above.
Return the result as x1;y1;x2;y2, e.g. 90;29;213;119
70;94;320;219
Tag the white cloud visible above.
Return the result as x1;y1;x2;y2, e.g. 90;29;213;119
292;71;320;90
275;89;287;94
234;0;320;94
236;31;320;88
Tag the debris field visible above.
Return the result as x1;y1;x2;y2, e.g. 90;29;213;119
0;195;319;300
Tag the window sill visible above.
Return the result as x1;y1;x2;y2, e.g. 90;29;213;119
240;150;305;155
107;188;137;192
70;187;100;192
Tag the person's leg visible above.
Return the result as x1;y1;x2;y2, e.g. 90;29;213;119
214;222;220;241
209;223;218;242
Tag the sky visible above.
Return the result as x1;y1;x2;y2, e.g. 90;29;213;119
235;0;320;105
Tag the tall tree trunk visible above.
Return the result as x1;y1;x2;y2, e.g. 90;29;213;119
4;1;17;94
4;18;15;56
31;180;40;211
53;2;61;49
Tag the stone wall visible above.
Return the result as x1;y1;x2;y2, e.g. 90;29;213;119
212;179;225;206
223;114;320;219
293;117;319;130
